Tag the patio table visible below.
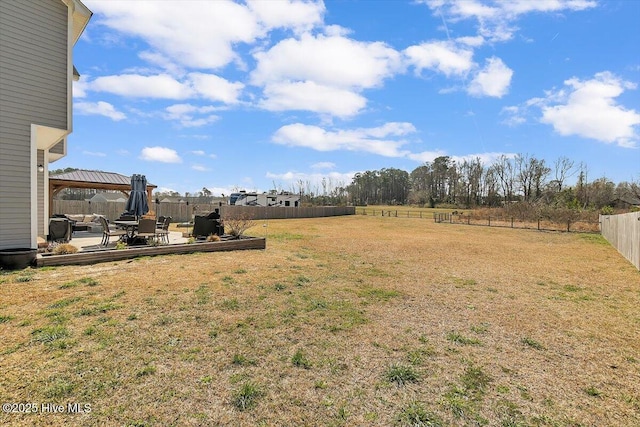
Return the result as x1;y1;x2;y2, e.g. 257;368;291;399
113;220;138;240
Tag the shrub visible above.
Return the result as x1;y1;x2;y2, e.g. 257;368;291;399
52;244;78;255
222;213;255;238
206;234;221;242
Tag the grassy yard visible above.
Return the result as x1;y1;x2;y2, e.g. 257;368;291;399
1;215;639;426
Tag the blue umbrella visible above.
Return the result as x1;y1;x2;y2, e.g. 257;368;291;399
124;174;149;218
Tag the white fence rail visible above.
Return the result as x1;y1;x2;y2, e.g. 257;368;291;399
52;201;355;223
600;212;640;270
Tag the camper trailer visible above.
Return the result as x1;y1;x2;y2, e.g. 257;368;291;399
229;191;299;207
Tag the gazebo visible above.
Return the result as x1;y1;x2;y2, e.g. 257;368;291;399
49;170;157;215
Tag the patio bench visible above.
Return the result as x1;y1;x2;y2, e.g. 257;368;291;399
63;214;105;233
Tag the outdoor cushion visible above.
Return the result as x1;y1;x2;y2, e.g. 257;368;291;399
66;214;85;222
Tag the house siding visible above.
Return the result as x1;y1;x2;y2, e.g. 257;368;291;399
50;140;65;155
0;0;69;249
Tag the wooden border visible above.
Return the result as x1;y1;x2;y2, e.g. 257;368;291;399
36;237;266;267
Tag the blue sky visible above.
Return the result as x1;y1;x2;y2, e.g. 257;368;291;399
63;0;640;196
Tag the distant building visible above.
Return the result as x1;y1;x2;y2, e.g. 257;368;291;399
229;191;300;207
88;192;127;203
610;196;640;209
158;196;186;204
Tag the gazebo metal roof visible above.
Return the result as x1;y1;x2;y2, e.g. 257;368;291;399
49;169;157;215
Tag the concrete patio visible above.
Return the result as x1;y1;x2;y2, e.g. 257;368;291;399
63;229;189;251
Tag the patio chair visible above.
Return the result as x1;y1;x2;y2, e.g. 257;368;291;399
134;218;158;243
155;216;171;243
99;216;127;246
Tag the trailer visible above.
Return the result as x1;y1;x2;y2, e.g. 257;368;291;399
229;191;300;207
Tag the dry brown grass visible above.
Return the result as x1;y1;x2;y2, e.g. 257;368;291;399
1;215;639;426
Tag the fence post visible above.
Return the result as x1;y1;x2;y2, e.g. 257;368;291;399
567;220;571;232
538;218;540;230
488;216;491;227
511;217;514;228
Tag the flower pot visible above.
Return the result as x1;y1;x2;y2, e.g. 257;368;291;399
0;248;37;270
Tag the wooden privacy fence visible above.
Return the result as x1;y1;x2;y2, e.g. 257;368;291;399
52;201;355;222
600;211;640;270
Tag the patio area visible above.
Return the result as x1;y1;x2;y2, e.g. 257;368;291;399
36;228;265;267
66;228;189;250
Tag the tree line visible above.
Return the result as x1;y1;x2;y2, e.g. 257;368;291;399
51;158;640;211
340;155;639;210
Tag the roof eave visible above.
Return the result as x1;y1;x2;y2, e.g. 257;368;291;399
63;0;93;45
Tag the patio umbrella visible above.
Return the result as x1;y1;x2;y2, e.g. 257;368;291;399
124;174;149;218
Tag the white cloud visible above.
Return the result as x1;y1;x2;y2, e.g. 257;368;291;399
188;151;217;165
404;40;474;77
272;122;416;157
138;51;184;75
407;150;449;163
422;0;597;42
87;72;244;104
455;35;485;47
85;0;325;71
86;0;257;69
74;101;126;121
192;164;211;172
164;104;220;127
91;74;193;99
501;0;597;15
259;81;367;117
499;105;527;126
73;76;90;98
251;33;403;89
247;0;325;34
189;73;244;103
250;32;402;117
467;57;513;98
539;72;640;147
140;146;183;163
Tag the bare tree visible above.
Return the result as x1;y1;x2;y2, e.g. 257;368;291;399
492;155;516;203
553;156;576;192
